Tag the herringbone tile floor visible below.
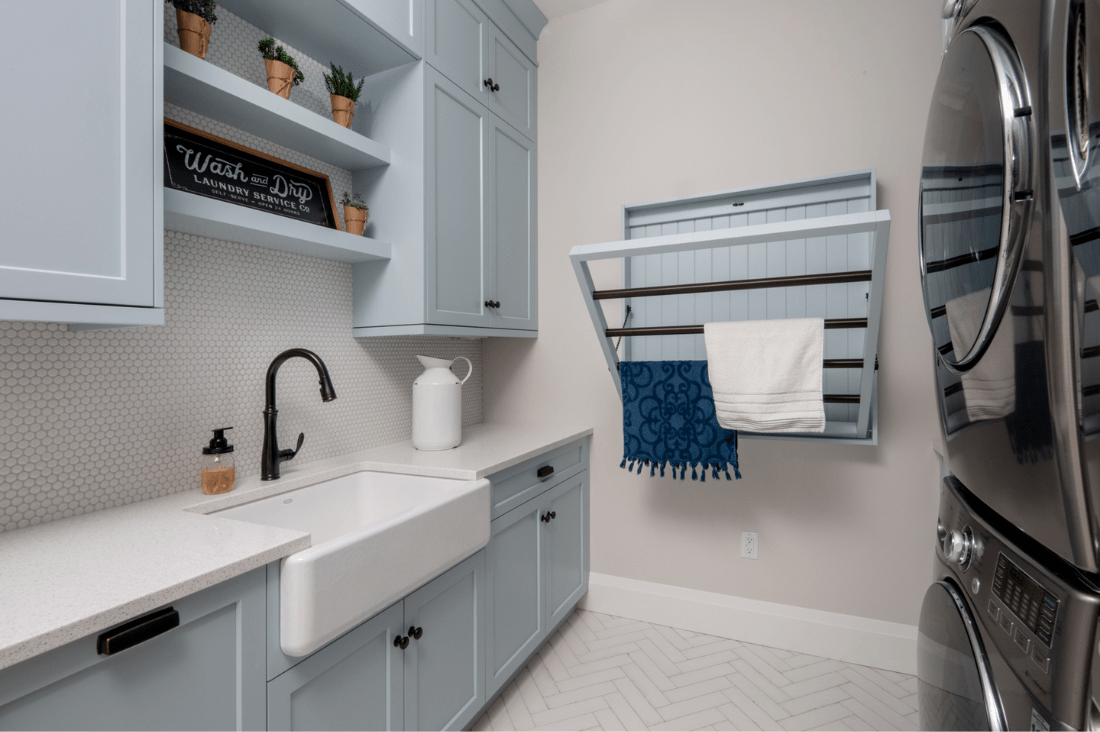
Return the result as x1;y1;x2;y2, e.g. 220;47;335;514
472;609;919;732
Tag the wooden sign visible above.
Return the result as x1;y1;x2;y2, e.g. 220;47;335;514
164;119;341;230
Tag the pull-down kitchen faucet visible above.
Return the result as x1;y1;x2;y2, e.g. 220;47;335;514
261;348;336;481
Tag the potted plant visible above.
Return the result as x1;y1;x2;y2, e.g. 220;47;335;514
323;64;366;129
340;191;369;236
258;38;304;100
171;0;217;59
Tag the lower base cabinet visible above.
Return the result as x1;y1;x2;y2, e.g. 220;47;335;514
0;568;267;731
485;471;589;699
267;551;486;732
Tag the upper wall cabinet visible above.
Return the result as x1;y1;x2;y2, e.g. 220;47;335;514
0;0;164;329
426;0;536;141
352;0;544;338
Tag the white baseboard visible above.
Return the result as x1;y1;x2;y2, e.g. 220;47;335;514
579;573;918;675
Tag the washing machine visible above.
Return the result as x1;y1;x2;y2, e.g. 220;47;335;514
919;477;1100;730
919;0;1100;574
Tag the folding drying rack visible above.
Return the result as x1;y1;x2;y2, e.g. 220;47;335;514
569;170;891;444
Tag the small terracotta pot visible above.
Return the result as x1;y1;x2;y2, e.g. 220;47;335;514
176;9;211;59
330;94;356;129
344;206;368;236
265;58;297;99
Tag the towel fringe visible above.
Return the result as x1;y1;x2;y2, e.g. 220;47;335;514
620;457;742;482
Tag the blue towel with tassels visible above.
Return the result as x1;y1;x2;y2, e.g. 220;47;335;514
620;360;741;481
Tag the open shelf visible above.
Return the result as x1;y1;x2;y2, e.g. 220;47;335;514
218;0;418;77
163;44;392;172
164;188;391;264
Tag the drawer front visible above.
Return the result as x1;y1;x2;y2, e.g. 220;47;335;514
489;437;588;519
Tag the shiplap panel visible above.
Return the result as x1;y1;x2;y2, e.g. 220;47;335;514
620;173;879;431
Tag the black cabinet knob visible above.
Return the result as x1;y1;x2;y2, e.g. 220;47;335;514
540;512;549;523
394;635;410;649
409;626;423;640
483;78;500;91
549;511;557;520
537;465;554;479
484;300;501;309
493;300;501;308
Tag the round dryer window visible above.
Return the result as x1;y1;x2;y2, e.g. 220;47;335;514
919;24;1033;373
918;580;1006;731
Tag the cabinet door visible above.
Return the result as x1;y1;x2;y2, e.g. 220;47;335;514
425;0;491;106
488;114;537;330
0;569;266;731
485;494;545;697
0;0;161;309
403;550;486;732
486;27;536;141
426;68;491;328
545;473;589;630
267;602;404;732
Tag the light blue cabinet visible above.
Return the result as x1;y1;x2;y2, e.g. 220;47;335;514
403;551;486;731
0;0;164;328
484;441;590;701
485;491;545;693
426;68;492;329
425;0;492;107
267;602;404;732
0;568;266;731
488;113;537;330
486;26;536;141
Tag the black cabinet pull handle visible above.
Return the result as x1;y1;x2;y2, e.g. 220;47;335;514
97;607;179;656
409;626;423;640
537;465;554;480
394;635;410;649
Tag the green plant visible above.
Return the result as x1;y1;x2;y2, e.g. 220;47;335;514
340;191;368;211
169;0;217;25
258;38;304;86
323;64;366;103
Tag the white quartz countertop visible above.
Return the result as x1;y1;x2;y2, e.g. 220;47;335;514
0;422;592;671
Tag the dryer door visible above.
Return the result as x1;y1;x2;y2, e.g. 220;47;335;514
918;580;1006;731
919;23;1034;434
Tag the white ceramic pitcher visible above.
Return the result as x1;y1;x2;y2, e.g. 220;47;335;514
412;355;472;450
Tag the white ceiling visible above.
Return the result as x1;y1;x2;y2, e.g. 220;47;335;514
533;0;612;21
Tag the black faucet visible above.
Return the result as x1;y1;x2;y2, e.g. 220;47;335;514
261;348;337;481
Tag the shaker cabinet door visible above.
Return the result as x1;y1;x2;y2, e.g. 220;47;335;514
403;550;486;732
425;0;491;106
485;493;545;697
426;68;492;328
0;0;161;310
267;602;405;732
545;474;589;630
486;28;536;141
488;115;537;331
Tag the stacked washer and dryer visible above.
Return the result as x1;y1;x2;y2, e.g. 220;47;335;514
917;0;1100;729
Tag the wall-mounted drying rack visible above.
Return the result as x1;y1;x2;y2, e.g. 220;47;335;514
569;170;891;444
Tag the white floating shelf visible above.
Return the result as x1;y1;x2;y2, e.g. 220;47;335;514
165;188;392;264
163;44;391;172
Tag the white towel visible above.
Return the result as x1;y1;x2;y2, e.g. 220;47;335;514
944;288;1014;422
703;318;825;433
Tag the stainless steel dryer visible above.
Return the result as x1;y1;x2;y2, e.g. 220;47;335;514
919;478;1100;731
919;0;1100;573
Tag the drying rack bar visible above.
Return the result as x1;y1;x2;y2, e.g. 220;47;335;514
606;319;867;339
592;270;872;301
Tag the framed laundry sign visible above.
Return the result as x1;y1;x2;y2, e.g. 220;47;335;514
163;119;342;230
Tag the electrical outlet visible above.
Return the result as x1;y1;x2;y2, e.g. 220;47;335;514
741;531;759;560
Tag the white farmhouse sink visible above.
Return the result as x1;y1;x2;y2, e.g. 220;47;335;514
215;471;490;657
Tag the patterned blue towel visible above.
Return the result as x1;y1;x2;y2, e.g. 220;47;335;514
620;360;741;481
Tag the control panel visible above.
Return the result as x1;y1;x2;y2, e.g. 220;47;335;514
991;553;1058;647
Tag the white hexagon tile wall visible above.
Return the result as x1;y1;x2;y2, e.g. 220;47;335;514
0;8;484;533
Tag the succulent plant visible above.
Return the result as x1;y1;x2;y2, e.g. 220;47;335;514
258;38;304;85
340;191;368;211
170;0;217;25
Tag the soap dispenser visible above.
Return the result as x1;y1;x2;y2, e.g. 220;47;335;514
201;427;235;495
